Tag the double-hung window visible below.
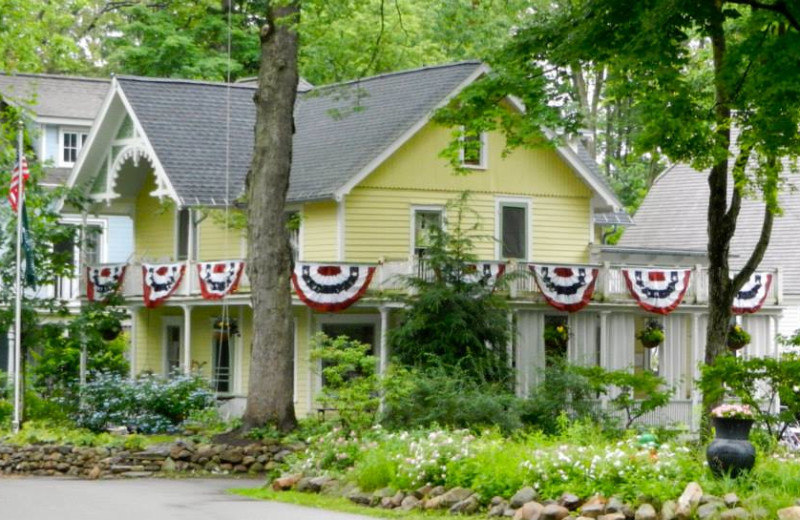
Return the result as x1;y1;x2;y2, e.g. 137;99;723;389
59;128;88;166
497;199;529;260
412;207;443;257
176;208;198;261
460;128;487;169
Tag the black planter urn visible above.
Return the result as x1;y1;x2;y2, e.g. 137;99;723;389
706;417;756;478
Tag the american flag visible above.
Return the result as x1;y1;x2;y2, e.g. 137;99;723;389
8;156;29;213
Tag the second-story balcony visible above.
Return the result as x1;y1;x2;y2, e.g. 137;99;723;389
78;259;784;309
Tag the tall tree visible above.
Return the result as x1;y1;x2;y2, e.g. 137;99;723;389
438;0;800;414
242;1;300;432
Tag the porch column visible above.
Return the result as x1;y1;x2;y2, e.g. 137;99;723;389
129;308;138;378
235;306;245;394
690;313;702;432
379;306;390;375
599;311;610;408
182;305;192;374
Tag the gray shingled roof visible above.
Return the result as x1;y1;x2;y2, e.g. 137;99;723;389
620;162;800;295
117;62;483;205
0;73;109;120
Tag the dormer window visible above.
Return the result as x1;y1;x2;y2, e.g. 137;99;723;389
460;128;487;169
176;208;198;261
59;128;88;166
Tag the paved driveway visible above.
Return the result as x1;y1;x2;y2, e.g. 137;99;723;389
0;477;370;520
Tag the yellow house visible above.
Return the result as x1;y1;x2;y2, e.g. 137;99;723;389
66;62;782;427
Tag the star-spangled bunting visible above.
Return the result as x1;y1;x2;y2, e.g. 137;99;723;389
531;264;598;312
292;264;376;312
732;272;772;314
622;268;691;315
86;264;126;302
197;261;245;300
142;263;185;308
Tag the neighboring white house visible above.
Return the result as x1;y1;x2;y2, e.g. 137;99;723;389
0;73;134;375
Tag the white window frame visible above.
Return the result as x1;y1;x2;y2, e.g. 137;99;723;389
58;127;89;167
162;316;183;376
409;205;445;257
314;314;381;395
495;196;532;261
175;208;198;262
285;209;304;262
459;127;488;170
59;217;108;269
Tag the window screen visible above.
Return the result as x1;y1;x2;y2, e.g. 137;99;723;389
501;204;527;259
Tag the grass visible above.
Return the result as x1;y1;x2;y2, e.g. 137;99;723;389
229;488;483;520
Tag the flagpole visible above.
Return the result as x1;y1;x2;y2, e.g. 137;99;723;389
12;120;24;434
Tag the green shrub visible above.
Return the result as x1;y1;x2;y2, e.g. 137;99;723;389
74;371;215;433
381;366;524;433
310;333;380;431
0;399;12;428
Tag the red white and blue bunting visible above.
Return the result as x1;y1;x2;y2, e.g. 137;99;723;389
86;264;126;302
292;264;376;312
732;272;772;315
464;263;506;287
197;261;245;300
531;265;598;313
142;263;186;308
623;268;691;315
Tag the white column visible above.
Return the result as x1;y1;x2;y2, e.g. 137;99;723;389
599;311;610;408
129;308;138;378
182;305;192;374
690;313;702;432
379;306;390;375
235;305;245;394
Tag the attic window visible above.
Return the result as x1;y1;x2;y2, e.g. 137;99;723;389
460;129;487;169
60;128;88;166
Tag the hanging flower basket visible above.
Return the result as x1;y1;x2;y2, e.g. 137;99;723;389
727;325;751;351
637;320;665;349
98;320;122;341
543;323;569;350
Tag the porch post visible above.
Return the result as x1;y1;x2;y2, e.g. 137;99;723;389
235;305;245;394
599;311;610;409
379;306;390;375
690;313;702;432
129;308;137;378
182;305;192;374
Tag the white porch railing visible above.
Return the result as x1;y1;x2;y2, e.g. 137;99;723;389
75;258;782;307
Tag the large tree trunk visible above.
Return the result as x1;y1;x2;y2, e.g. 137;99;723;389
242;2;300;432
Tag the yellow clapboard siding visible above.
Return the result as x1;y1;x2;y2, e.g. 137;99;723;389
134;174;175;260
197;217;244;261
302;201;338;261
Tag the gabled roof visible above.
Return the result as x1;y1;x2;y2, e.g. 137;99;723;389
74;61;623;211
620;162;800;295
116;61;487;205
0;73;109;121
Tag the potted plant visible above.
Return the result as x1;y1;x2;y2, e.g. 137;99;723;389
727;324;751;351
706;403;756;478
637;320;665;349
543;323;569;350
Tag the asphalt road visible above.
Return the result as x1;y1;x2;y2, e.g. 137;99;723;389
0;477;371;520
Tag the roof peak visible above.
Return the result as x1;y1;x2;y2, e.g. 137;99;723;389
115;61;484;93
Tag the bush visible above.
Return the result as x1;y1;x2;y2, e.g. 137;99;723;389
74;371;215;433
381;366;524;433
0;399;11;428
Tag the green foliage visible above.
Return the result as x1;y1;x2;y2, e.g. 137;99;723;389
727;324;751;350
0;398;11;428
74;371;215;434
637;320;665;347
310;333;380;431
390;194;512;385
31;301;129;400
700;354;800;440
381;366;524;433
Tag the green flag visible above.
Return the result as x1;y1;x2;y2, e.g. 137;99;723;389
20;201;35;287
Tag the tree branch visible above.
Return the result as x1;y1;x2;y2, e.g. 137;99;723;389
725;0;800;32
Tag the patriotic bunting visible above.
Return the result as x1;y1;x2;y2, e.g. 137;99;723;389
142;263;185;308
464;263;506;286
292;264;376;312
197;261;245;300
531;265;598;312
732;272;772;315
623;268;691;315
86;264;126;302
